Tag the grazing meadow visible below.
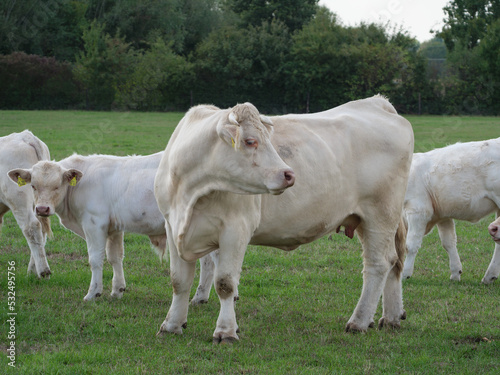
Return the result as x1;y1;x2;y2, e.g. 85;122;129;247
0;111;499;374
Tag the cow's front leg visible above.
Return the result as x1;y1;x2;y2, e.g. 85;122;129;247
83;223;108;301
212;230;249;343
158;238;196;335
106;231;126;298
12;208;51;278
483;242;500;284
437;219;462;281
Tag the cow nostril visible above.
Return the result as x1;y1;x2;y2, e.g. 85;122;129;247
490;225;498;234
284;170;295;184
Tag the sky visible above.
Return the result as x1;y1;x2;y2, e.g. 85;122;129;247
319;0;450;42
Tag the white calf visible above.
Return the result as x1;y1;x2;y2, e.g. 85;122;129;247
403;138;500;283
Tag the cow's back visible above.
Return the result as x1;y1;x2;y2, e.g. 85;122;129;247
251;96;413;248
406;139;500;222
0;131;50;198
59;152;165;236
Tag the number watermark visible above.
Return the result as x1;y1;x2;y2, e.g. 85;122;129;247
6;261;16;368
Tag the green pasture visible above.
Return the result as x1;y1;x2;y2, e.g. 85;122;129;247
0;111;499;374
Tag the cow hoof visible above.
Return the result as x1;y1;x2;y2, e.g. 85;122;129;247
482;276;497;284
157;321;183;336
191;298;208;305
111;290;125;299
368;321;375;328
400;310;407;320
345;322;367;333
213;335;238;344
378;317;401;330
40;269;52;278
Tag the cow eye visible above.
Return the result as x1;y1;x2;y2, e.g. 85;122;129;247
245;139;258;148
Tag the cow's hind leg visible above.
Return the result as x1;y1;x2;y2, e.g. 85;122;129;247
158;237;196;335
482;241;500;284
345;223;400;332
402;213;429;279
191;253;215;304
0;202;8;235
107;231;126;298
437;219;462;281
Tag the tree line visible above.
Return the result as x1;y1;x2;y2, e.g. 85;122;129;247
0;0;499;114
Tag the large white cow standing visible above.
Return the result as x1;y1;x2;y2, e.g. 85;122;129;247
154;97;414;343
0;130;52;277
8;153;169;300
403;138;500;283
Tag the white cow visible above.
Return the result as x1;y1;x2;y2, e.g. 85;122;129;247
0;130;52;277
403;138;500;283
8;152;169;300
154;98;413;343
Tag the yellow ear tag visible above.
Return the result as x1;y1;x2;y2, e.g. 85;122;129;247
70;177;77;186
231;138;235;149
17;176;26;187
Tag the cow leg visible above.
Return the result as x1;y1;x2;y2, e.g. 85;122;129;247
346;225;398;332
482;241;500;284
106;231;126;298
0;202;8;234
158;237;196;335
402;213;428;279
212;230;249;343
11;207;51;278
191;253;215;305
436;219;462;281
83;224;108;301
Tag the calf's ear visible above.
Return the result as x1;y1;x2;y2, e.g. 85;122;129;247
8;169;32;186
63;169;83;186
217;112;240;149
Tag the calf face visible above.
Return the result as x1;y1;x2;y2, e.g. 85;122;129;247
216;103;295;195
9;161;83;217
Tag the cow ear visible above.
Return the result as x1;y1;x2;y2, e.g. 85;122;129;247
217;114;240;149
260;115;274;134
8;169;32;186
63;169;83;186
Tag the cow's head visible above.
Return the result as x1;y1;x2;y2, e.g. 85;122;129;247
216;103;295;195
8;161;83;217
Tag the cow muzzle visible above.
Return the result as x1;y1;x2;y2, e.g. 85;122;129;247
269;168;295;195
36;206;52;217
488;222;500;242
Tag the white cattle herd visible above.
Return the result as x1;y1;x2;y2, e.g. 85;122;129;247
1;95;498;343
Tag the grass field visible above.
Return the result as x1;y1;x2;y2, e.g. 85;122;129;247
1;111;499;374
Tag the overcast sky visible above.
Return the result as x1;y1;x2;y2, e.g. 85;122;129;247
319;0;450;42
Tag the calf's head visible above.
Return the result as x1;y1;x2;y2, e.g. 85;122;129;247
216;103;295;195
8;161;83;217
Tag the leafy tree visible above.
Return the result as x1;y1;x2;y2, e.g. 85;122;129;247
224;0;318;32
74;20;136;109
439;0;500;50
0;0;88;61
115;38;194;111
193;20;292;111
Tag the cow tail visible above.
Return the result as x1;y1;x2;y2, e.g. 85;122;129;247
39;216;53;239
394;215;408;278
